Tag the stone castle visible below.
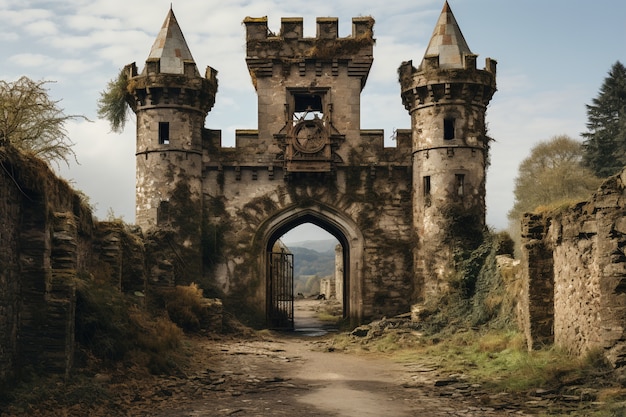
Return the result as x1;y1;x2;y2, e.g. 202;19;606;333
4;0;626;384
122;1;495;326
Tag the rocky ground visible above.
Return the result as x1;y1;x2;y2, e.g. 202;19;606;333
0;300;620;416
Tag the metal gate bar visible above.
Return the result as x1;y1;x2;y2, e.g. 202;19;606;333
267;250;294;330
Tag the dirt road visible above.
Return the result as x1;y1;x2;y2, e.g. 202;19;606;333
149;300;531;417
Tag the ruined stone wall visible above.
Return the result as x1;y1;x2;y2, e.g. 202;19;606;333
0;149;22;383
319;278;335;299
520;170;626;367
0;147;92;381
0;147;146;383
518;214;554;350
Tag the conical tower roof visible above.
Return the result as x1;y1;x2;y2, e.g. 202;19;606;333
421;1;472;69
143;7;197;75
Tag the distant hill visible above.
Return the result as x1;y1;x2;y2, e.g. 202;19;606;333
288;246;335;278
284;238;338;253
284;240;338;296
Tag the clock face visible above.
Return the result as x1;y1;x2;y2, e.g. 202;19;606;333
293;121;326;153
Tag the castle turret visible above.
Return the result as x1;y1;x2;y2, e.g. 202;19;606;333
399;1;496;298
125;7;218;283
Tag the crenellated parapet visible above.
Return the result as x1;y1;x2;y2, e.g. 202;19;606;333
124;61;218;115
244;16;374;89
398;56;497;112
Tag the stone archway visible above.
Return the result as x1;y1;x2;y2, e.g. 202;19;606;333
256;204;365;326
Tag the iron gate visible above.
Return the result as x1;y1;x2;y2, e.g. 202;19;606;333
267;250;294;330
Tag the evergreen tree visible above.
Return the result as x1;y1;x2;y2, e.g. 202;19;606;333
582;61;626;177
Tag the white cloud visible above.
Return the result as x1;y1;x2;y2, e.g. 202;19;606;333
59;119;135;220
1;8;53;26
23;19;57;36
64;14;122;32
0;31;19;41
10;53;50;67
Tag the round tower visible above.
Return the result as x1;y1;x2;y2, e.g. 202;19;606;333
124;8;217;282
399;1;496;299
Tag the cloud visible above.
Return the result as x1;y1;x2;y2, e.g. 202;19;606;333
23;19;57;36
1;8;53;26
10;53;50;67
59;118;135;220
64;14;123;32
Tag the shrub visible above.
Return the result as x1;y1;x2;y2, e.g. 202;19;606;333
75;276;183;373
161;283;210;332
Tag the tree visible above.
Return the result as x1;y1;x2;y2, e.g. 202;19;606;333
508;135;601;224
0;76;86;167
582;61;626;177
97;68;130;133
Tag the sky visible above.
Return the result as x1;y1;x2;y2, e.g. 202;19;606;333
1;0;625;243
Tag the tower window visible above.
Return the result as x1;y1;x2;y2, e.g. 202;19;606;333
444;118;455;140
158;122;170;145
423;176;431;196
292;92;324;122
455;174;465;196
294;94;322;112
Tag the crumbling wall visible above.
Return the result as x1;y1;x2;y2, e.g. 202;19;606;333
0;149;23;383
520;170;626;367
0;147;146;383
518;214;554;350
0;147;94;381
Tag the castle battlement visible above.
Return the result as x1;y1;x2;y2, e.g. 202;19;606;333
244;17;372;70
124;62;218;114
398;57;497;112
244;16;374;90
244;16;374;45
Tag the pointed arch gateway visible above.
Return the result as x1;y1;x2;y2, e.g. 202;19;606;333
256;203;365;328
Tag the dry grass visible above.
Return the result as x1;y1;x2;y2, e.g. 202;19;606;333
75;276;184;373
160;283;210;332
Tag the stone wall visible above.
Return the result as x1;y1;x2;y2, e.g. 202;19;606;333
203;128;413;324
0;147;93;381
0;147;147;383
518;213;554;350
0;148;23;383
520;170;626;367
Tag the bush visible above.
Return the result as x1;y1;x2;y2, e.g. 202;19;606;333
161;283;210;332
75;277;183;373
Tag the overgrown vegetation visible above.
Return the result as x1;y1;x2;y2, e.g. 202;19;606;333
97;68;130;133
75;275;184;374
156;283;214;332
415;230;518;335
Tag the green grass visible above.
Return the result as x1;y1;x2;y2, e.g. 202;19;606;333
334;327;626;413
